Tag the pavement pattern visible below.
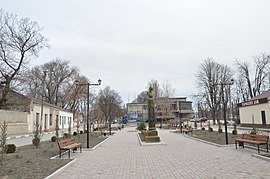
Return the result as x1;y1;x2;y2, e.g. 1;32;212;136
49;127;270;179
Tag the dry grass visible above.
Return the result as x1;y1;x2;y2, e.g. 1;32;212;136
191;130;241;145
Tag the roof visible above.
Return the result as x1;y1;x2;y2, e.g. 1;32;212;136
238;89;270;107
249;89;270;101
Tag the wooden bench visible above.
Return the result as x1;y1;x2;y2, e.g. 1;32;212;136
235;133;269;153
182;127;193;134
57;138;82;158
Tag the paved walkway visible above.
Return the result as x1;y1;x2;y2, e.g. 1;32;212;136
49;127;270;179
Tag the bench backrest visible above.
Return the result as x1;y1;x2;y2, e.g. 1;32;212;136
58;138;75;148
241;134;269;142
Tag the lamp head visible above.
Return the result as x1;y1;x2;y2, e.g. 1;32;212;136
98;79;102;85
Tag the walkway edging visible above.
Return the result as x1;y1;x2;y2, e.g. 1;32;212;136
45;159;77;179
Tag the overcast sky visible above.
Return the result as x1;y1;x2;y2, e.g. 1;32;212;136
2;0;270;103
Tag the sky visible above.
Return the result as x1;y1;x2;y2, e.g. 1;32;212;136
2;0;270;104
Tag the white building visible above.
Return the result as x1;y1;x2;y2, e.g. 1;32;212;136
238;90;270;129
0;87;74;135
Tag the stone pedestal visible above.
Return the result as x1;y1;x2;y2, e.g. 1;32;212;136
145;130;160;143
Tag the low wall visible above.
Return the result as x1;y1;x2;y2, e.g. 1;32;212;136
0;110;29;135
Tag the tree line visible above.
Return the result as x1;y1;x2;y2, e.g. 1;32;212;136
0;9;124;126
194;55;270;129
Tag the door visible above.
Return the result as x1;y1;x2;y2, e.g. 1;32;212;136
261;111;266;126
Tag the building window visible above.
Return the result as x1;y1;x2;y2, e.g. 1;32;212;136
59;116;62;125
261;111;266;126
36;113;40;125
44;114;48;129
49;114;53;126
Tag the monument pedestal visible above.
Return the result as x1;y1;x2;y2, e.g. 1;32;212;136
145;130;160;143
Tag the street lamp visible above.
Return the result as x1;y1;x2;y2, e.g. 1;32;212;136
211;79;234;145
76;79;102;148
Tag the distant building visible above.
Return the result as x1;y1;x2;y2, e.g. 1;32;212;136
127;97;193;123
156;97;193;123
0;87;74;135
126;103;148;121
238;89;270;129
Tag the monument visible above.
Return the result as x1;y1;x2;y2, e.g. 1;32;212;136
145;86;160;143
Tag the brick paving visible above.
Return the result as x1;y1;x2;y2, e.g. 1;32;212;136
49;127;270;179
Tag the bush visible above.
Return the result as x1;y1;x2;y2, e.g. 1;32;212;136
5;144;16;153
32;137;40;147
201;127;205;130
73;131;78;136
51;136;57;142
209;127;213;132
80;130;83;134
218;128;223;133
137;120;146;131
232;130;237;135
63;133;68;138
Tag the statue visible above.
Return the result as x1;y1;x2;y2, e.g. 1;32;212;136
147;86;156;131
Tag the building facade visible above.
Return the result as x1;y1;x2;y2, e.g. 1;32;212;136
0;88;74;135
127;97;193;123
238;90;270;129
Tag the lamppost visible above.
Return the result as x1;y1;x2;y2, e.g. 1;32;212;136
76;79;102;148
212;79;234;145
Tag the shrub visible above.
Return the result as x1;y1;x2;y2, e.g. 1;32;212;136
209;127;213;132
51;136;57;142
5;144;16;153
80;130;83;134
63;133;68;138
201;127;205;130
137;120;146;131
32;137;40;147
232;130;237;135
73;131;78;136
218;128;223;133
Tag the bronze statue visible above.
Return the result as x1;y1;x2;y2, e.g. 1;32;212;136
147;86;156;130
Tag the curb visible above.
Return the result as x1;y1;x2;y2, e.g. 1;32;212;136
7;131;55;140
252;153;270;162
137;133;167;146
183;134;234;147
44;159;77;179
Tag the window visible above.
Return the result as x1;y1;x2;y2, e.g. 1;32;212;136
49;114;53;126
261;111;266;126
36;113;40;124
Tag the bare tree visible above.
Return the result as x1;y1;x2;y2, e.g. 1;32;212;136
195;58;233;127
18;59;80;109
0;121;7;164
133;91;148;103
235;53;270;101
196;58;221;125
156;81;175;127
96;86;123;133
0;10;48;109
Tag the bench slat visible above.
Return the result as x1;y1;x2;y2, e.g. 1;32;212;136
235;133;269;153
57;138;82;158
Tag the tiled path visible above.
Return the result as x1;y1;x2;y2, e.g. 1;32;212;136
49;127;270;179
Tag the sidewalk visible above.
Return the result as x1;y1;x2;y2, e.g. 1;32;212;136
48;127;270;179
